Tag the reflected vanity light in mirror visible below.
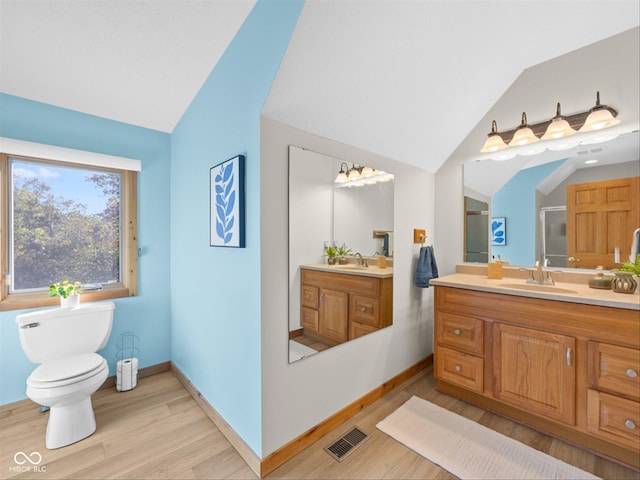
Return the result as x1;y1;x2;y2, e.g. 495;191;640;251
547;137;582;151
338;171;393;188
334;162;393;187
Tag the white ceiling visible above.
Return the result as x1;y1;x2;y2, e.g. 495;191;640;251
1;0;639;173
0;0;257;132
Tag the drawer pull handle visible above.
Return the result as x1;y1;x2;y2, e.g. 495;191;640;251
566;347;572;367
625;420;636;430
360;306;367;312
626;368;637;378
305;294;311;299
454;365;461;372
453;328;461;336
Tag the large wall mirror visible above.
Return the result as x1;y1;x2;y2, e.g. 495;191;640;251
463;130;639;270
288;146;394;363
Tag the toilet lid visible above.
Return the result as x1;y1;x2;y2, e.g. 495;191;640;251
29;353;106;384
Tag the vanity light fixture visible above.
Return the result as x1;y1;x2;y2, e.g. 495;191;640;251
361;166;375;177
480;120;508;153
480;91;620;158
349;168;362;180
541;103;577;140
509;113;539;147
334;164;394;187
334;162;364;183
579;91;620;132
334;162;349;183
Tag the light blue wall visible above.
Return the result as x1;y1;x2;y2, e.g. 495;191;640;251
492;160;564;265
169;0;303;457
0;93;172;404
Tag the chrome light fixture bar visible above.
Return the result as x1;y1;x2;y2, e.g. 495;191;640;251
480;91;619;157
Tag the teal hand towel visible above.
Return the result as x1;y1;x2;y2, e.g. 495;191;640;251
415;246;439;288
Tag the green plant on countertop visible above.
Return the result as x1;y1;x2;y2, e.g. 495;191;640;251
614;254;640;276
336;244;352;256
324;245;339;258
49;280;82;299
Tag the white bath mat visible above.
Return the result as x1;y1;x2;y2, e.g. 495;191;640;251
376;396;600;480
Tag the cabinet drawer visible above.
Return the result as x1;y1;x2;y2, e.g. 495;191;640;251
587;389;640;450
301;307;318;332
350;321;377;340
302;269;379;297
302;285;319;309
436;312;483;355
350;295;380;327
589;342;640;400
435;346;483;393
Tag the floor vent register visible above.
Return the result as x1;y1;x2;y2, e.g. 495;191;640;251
324;427;369;462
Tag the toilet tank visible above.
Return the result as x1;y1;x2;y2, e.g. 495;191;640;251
16;302;115;364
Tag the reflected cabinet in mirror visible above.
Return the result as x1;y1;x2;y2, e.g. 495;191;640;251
464;130;639;271
288;146;394;363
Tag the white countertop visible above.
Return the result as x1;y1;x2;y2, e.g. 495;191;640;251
301;263;393;279
431;270;640;311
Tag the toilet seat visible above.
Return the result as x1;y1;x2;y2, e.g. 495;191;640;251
28;353;107;389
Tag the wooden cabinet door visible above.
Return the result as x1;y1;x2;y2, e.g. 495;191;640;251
493;323;576;425
350;295;380;327
566;176;639;269
319;288;348;343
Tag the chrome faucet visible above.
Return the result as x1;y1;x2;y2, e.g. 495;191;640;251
354;252;368;267
534;260;544;283
520;260;558;285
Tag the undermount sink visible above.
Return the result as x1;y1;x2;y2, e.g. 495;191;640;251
500;283;579;295
335;265;371;271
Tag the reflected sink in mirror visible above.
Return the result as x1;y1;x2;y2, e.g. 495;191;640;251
288;146;395;363
500;283;579;295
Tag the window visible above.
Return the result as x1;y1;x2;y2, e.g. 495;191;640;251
1;152;138;311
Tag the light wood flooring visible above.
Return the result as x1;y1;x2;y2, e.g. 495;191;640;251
290;334;331;354
1;368;638;480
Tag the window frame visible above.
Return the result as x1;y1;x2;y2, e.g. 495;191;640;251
0;153;138;311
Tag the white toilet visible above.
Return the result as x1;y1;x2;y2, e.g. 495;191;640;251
16;301;115;449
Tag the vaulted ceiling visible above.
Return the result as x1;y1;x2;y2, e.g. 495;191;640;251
1;0;638;173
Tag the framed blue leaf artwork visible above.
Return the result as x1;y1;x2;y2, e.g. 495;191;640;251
210;155;245;248
491;217;506;246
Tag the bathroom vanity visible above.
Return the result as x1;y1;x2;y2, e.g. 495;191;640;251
431;266;640;468
299;264;392;346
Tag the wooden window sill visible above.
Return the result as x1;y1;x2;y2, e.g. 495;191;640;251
0;287;133;312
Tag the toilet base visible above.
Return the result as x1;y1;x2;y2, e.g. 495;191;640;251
45;396;96;449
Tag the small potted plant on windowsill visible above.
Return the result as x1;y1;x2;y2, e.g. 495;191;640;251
612;254;640;294
49;280;83;308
